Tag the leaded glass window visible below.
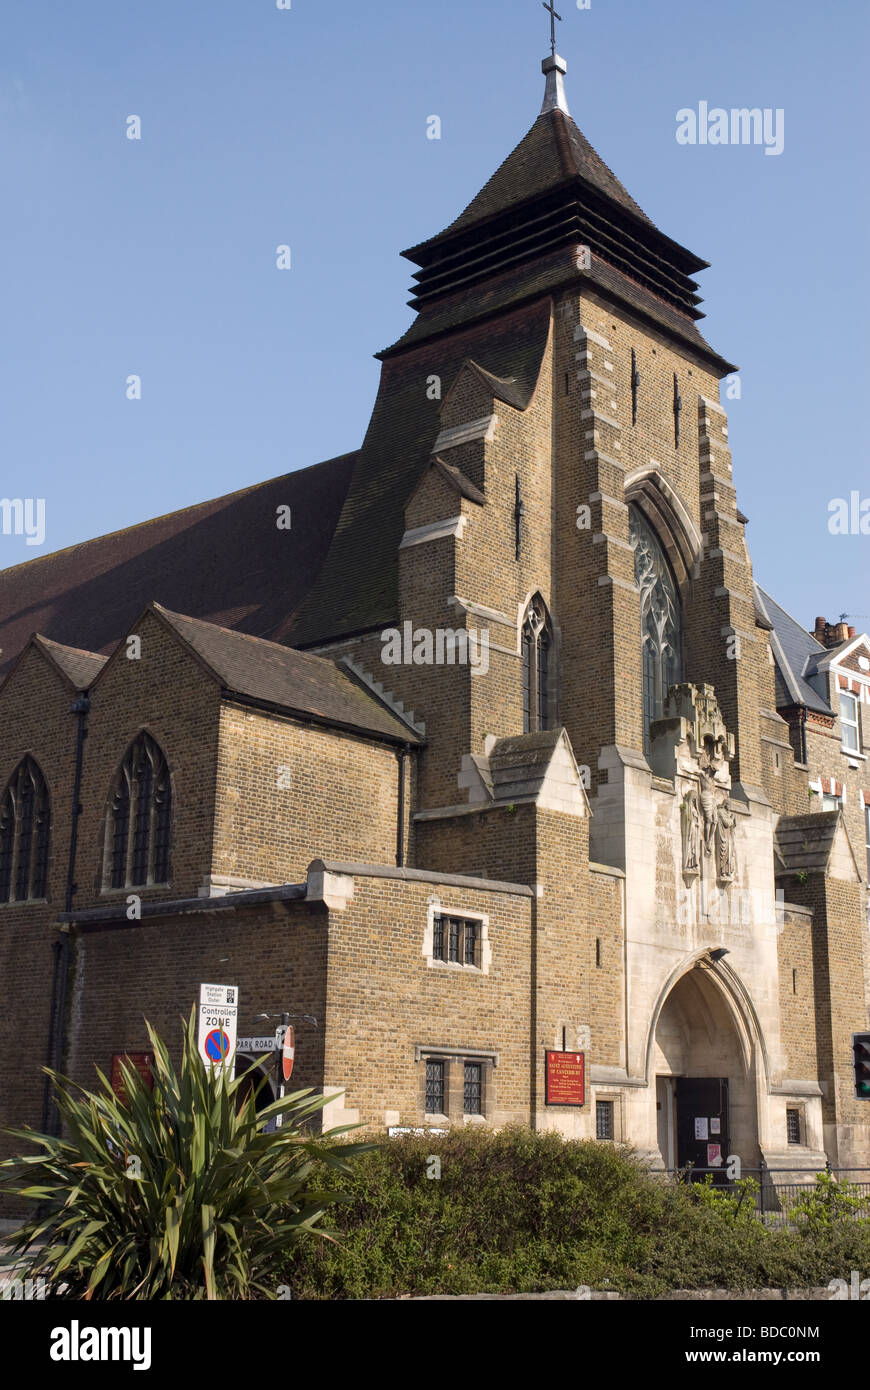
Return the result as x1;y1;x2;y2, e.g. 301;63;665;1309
0;757;50;903
108;732;171;889
629;505;683;752
464;1063;482;1115
522;595;553;733
596;1100;614;1140
432;915;481;969
425;1060;445;1114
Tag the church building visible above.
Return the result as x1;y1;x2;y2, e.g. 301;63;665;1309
1;51;868;1179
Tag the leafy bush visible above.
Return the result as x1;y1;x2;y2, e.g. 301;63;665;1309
0;1010;371;1300
280;1127;870;1299
785;1172;870;1231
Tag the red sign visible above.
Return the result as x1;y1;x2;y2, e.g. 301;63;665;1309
282;1025;295;1082
110;1052;155;1103
545;1050;585;1107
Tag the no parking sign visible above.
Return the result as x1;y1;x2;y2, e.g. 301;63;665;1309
198;983;239;1075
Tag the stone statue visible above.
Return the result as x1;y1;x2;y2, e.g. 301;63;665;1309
681;790;702;875
716;803;738;883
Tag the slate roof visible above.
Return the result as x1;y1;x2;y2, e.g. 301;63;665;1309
487;728;577;803
754;585;832;715
33;635;107;691
0;454;356;677
774;812;842;874
152;604;421;745
291;299;553;646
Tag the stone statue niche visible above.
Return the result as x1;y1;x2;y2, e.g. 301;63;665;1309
650;683;738;886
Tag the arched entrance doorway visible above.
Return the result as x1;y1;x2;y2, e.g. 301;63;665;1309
652;960;759;1174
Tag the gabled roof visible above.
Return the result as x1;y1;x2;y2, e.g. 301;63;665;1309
754;585;832;715
774;811;861;883
33;636;107;691
426;457;486;506
808;631;870;676
151;604;421;746
487;727;589;816
0;453;356;677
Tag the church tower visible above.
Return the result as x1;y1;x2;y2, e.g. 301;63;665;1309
290;48;868;1164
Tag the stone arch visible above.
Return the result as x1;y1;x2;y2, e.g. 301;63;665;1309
624;467;702;596
645;952;769;1169
645;952;770;1086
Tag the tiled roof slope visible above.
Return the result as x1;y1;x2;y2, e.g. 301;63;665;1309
0;454;355;677
774;812;842;873
754;585;831;715
431;108;656;241
153;605;421;745
33;636;107;691
290;299;552;647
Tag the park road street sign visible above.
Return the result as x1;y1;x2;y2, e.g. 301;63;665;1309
198;983;239;1073
236;1036;278;1053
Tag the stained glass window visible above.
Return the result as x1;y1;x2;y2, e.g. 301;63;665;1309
629;505;683;751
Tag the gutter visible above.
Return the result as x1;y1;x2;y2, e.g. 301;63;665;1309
43;693;89;1135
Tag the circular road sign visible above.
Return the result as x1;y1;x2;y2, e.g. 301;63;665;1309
204;1028;230;1063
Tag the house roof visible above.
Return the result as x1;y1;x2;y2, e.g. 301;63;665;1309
32;636;108;691
754;585;832;715
0;453;356;678
151;604;421;745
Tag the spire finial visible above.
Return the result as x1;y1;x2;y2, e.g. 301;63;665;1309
541;52;570;117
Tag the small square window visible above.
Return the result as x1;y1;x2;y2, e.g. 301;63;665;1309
463;1062;482;1115
786;1108;801;1145
596;1100;614;1140
431;914;482;969
425;1060;445;1115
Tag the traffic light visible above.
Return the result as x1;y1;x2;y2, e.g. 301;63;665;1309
853;1034;870;1100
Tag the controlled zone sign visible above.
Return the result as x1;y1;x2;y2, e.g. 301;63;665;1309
198;983;239;1074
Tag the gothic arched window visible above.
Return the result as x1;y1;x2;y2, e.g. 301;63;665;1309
107;733;171;889
522;595;554;733
629;504;683;750
0;757;50;903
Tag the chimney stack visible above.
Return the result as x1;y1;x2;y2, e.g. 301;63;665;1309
812;615;852;649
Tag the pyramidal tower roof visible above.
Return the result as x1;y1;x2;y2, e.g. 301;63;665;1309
387;54;735;377
444;54;656;238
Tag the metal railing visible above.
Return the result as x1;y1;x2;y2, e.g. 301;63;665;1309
663;1161;870;1225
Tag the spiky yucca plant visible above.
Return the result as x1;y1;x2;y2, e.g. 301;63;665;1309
0;1010;371;1299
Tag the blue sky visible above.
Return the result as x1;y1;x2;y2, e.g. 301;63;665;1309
1;0;867;630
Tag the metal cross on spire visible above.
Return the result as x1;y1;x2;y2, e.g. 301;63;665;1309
542;0;563;58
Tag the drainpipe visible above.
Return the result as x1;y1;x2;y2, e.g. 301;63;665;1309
800;706;808;765
42;693;89;1135
395;744;410;868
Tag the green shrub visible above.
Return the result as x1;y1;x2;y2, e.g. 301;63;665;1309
785;1172;870;1231
0;1010;371;1300
279;1127;870;1299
